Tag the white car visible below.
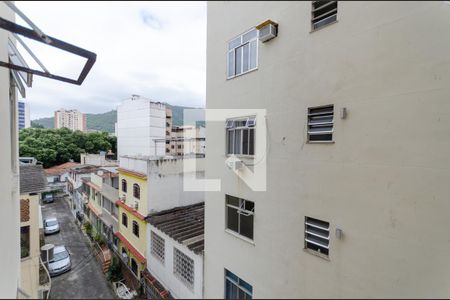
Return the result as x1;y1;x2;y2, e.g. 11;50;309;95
44;218;60;235
48;246;71;277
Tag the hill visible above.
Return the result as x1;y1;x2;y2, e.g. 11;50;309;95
32;104;204;133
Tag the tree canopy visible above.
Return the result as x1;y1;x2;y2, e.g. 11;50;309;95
19;128;116;168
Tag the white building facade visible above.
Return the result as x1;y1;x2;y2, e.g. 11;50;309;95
117;95;166;158
54;108;86;131
0;5;20;297
205;1;450;299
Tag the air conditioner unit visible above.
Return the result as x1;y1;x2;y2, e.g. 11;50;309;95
226;159;244;171
134;202;139;210
256;20;278;43
120;195;126;203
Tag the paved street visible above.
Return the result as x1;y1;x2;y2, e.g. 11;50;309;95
41;198;115;299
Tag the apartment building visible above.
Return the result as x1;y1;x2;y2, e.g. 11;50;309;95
18;100;30;130
169;125;206;157
0;4;20;297
83;167;120;246
116;95;166;158
115;156;205;280
54;108;86;131
19;164;50;299
205;1;450;298
166;108;173;154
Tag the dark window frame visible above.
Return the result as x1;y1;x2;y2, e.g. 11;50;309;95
122;179;127;193
132;220;139;238
122;213;128;228
133;183;140;199
225;195;254;240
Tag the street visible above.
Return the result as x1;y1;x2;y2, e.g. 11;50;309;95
41;198;115;299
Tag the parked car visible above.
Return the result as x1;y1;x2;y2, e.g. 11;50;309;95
48;246;71;277
42;194;54;204
44;218;60;235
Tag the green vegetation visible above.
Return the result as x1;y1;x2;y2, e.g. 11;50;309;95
19;127;116;168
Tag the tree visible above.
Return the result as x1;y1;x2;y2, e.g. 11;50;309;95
19;128;117;168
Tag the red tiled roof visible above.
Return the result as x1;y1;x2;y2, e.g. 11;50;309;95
117;168;147;179
114;232;146;264
116;200;146;221
88;202;101;217
44;162;80;176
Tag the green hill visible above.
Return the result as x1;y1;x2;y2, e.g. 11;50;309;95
32;104;204;133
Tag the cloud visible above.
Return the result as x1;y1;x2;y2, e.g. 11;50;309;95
14;1;206;119
140;10;162;29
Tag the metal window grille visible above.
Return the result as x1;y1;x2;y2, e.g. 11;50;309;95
151;231;165;264
133;183;140;199
312;1;338;30
132;221;139;237
305;216;330;256
307;105;334;142
173;248;194;288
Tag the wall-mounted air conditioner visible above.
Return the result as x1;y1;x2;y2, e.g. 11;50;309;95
226;159;244;171
256;19;278;43
134;202;139;210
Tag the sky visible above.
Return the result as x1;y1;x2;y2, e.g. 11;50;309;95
14;1;206;119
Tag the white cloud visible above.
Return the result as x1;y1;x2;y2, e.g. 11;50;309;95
13;1;206;119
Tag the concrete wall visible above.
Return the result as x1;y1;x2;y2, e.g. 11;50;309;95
0;4;20;297
117;97;166;158
19;194;41;299
147;226;203;299
205;1;450;298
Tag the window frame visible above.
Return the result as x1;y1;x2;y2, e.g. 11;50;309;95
304;216;330;258
307;104;334;143
224;269;253;299
311;1;338;32
173;247;195;289
133;183;140;200
132;220;139;238
122;213;128;228
122;179;127;193
225;116;256;157
151;231;165;264
225;195;255;241
227;28;259;79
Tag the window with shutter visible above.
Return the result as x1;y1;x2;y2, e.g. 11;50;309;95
312;1;338;31
305;216;330;256
307;105;334;142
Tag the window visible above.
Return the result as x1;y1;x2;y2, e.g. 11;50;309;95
122;179;127;192
307;105;334;142
20;226;30;258
225;269;253;299
151;231;165;264
226;195;254;240
122;213;128;227
305;216;330;256
130;258;138;276
226;117;255;155
133;184;140;199
227;28;258;78
312;1;338;31
132;221;139;237
173;248;194;288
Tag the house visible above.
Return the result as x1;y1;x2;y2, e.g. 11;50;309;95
145;203;204;299
67;164;99;216
19;163;50;298
44;161;80;193
204;1;450;298
115;155;205;280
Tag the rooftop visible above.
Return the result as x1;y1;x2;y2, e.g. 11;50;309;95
44;161;80;176
146;202;204;255
19;164;48;194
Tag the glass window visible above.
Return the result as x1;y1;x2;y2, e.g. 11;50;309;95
226;117;256;156
227;28;258;78
225;269;253;299
132;221;139;237
133;184;140;199
226;195;254;240
121;179;127;192
122;213;128;227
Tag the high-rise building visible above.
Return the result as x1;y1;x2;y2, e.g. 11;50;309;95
204;1;450;298
18;101;30;130
116;95;166;158
54;108;86;131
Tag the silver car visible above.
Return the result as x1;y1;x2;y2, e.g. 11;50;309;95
48;246;71;277
44;218;60;235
